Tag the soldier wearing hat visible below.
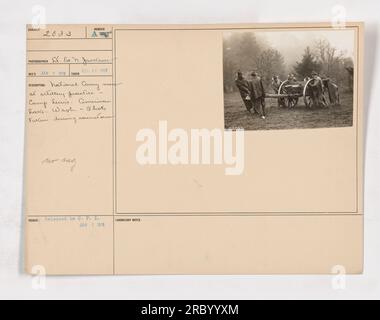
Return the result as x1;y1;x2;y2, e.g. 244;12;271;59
309;71;326;107
272;75;285;107
287;73;298;84
249;71;266;119
235;71;254;113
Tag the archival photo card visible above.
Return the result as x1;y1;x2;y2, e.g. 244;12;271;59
223;28;356;130
24;23;363;275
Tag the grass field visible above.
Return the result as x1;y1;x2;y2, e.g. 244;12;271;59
224;91;354;131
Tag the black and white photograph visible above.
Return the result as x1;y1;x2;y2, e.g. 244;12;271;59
223;28;356;130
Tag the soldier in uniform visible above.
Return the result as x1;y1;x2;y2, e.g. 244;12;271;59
324;78;340;106
287;73;298;84
309;71;327;107
249;71;266;119
271;75;281;92
235;71;254;113
272;75;285;107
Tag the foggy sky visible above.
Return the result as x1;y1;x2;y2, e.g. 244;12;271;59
225;29;355;71
258;29;354;67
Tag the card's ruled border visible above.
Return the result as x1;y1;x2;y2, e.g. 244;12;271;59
113;24;361;216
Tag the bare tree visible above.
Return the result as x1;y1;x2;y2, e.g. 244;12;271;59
223;33;285;92
256;48;286;87
313;39;348;84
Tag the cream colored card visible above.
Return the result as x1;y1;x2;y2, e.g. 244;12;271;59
24;23;364;275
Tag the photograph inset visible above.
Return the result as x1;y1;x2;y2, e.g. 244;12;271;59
223;29;355;130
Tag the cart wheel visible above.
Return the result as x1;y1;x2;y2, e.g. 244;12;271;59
279;80;299;108
278;80;289;96
303;79;313;108
278;80;292;108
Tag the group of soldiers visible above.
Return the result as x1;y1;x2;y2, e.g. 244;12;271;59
235;71;267;119
273;71;333;108
236;70;332;114
276;71;328;108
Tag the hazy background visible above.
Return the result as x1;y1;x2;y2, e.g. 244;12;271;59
223;29;355;92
